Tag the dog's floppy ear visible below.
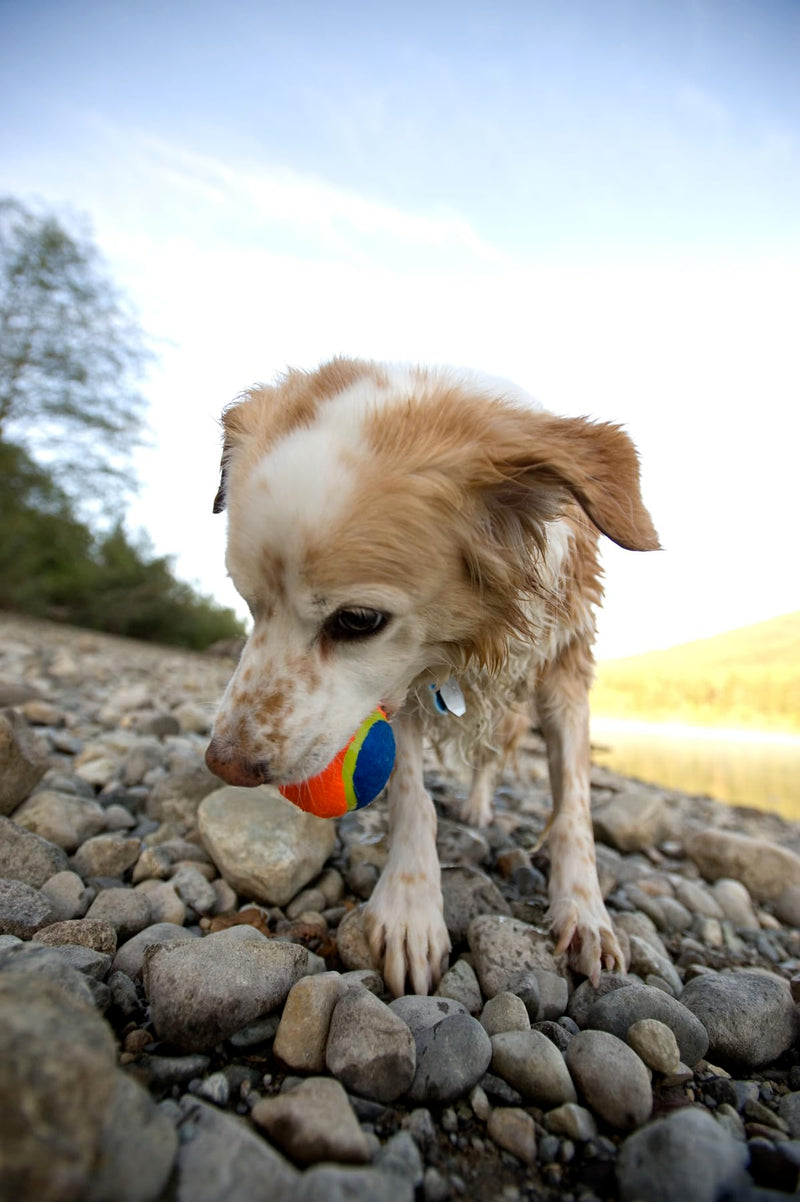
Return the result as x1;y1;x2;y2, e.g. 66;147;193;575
212;441;230;514
211;393;264;515
486;410;660;553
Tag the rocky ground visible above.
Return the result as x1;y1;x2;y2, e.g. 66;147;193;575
0;611;799;1202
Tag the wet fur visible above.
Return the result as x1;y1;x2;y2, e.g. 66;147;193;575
206;358;659;995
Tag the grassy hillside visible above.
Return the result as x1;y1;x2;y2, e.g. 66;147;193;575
591;612;800;734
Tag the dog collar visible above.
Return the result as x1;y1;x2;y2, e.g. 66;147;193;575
430;678;466;717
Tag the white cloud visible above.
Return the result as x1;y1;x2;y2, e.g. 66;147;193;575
5;121;798;658
121;129;501;261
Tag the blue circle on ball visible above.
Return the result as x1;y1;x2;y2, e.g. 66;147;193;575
352;720;396;809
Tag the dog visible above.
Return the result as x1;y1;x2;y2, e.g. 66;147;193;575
205;358;659;996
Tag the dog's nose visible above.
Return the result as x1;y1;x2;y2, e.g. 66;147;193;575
205;739;272;787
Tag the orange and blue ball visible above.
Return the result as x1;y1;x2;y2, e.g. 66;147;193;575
279;708;395;818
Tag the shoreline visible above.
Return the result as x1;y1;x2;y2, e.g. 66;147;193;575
590;715;800;748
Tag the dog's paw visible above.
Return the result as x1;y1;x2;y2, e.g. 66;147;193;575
460;792;493;828
547;895;625;987
363;871;451;997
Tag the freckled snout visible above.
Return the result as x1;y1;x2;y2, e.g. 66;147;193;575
205;737;272;787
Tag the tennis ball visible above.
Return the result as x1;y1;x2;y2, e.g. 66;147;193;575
279;708;395;818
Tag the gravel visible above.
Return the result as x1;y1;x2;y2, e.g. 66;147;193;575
1;612;799;1202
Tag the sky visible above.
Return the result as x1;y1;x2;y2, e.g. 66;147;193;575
0;0;798;659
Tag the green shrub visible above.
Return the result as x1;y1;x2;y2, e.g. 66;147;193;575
0;440;245;649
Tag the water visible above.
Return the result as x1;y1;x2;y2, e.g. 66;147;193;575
590;718;800;822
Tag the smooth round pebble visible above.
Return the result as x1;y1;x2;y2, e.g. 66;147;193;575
626;1018;681;1074
565;1030;652;1132
480;992;531;1036
490;1029;577;1108
86;888;152;939
40;870;94;920
72;834;141;879
389;994;469;1037
406;1013;492;1104
487;1107;537;1166
134;880;186;925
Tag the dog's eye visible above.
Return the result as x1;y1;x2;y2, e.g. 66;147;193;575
324;608;390;641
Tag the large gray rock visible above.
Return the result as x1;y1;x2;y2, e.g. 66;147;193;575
198;785;336;907
468;914;561;998
0;708;48;814
0;816;68;886
585;982;709;1066
144;925;309;1050
12;790;106;852
684;828;800;904
83;1073;177;1202
0;974;176;1202
175;1097;298;1202
680;970;798;1070
0;975;116;1201
616;1107;750;1202
565;1029;653;1132
325;988;416;1103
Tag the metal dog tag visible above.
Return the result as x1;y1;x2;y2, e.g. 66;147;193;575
431;678;466;717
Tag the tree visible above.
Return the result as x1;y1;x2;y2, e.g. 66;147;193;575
0;197;151;514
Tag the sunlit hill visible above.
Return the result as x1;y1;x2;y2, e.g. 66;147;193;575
592;612;800;735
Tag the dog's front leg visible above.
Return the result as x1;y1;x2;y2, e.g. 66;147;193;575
535;645;624;985
363;709;451;996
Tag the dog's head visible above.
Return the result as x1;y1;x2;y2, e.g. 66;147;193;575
205;358;658;787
